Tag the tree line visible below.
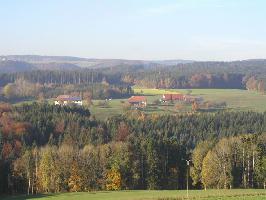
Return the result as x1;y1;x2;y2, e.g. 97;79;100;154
1;61;266;97
1;77;133;101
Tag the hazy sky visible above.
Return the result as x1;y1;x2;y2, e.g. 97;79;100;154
1;0;266;60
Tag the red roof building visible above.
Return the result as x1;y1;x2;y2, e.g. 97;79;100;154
162;94;184;101
171;94;184;101
162;94;172;101
128;96;147;107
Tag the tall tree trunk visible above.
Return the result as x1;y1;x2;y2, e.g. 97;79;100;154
252;150;255;188
247;153;250;188
242;148;246;188
28;176;31;195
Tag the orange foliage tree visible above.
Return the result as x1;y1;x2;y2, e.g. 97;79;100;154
106;168;122;190
68;160;82;192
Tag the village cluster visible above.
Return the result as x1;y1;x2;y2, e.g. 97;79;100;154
54;93;203;108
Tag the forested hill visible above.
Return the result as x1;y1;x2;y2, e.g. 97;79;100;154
1;57;266;94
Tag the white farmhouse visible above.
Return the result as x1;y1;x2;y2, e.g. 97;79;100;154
54;95;83;106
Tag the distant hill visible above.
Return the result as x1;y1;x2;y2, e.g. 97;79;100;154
34;62;81;71
0;60;35;73
2;55;265;74
0;55;194;71
0;55;88;62
150;59;194;65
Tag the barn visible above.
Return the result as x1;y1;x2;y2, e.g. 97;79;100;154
162;94;184;102
128;96;147;108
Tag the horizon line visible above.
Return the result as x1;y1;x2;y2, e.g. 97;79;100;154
1;54;266;63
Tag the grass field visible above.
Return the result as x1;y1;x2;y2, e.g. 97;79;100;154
2;190;266;200
134;88;266;112
10;88;266;120
88;88;266;120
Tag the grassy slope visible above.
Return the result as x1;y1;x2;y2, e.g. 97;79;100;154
3;190;266;200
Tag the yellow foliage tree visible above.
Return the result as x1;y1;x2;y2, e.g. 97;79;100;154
190;141;213;187
192;101;199;112
68;161;82;192
201;150;220;190
106;168;122;190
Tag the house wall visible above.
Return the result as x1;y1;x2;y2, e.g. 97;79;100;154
54;100;83;106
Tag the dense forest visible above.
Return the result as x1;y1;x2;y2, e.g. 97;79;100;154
0;103;265;194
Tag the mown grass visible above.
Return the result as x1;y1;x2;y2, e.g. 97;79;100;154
90;99;127;120
2;189;266;200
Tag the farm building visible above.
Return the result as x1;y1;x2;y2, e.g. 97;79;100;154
128;96;147;108
162;94;203;103
54;95;83;106
183;95;203;103
162;94;184;102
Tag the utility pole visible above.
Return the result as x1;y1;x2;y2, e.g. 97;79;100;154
186;159;191;198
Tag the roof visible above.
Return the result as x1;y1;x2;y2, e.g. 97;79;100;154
172;94;184;99
128;96;147;103
163;94;184;100
162;94;172;100
56;95;82;101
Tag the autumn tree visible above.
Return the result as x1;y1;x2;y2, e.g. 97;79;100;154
190;141;213;187
3;83;16;99
38;146;59;193
202;138;233;189
68;160;82;192
83;91;93;107
13;149;35;194
192;101;199;112
79;145;101;191
56;144;75;191
115;122;130;142
106;167;121;190
201;150;220;189
255;156;266;189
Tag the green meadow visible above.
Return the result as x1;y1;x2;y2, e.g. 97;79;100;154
89;88;266;120
133;87;266;111
2;189;266;200
10;88;266;120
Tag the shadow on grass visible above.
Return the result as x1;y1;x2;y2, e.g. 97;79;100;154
1;193;54;200
1;191;115;200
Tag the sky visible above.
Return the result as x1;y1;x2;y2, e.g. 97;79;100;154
0;0;266;61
